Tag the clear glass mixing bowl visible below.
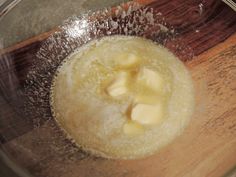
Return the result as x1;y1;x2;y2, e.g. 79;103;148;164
0;1;236;177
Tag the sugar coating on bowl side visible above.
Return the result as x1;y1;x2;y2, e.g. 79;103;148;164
50;35;195;159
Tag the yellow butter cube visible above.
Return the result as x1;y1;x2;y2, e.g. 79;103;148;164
106;72;130;97
131;103;163;125
116;53;140;69
137;68;163;92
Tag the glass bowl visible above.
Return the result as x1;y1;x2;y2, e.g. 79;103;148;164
0;1;236;177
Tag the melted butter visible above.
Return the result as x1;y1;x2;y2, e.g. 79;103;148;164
50;35;194;159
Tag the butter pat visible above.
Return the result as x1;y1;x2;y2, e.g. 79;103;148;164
137;68;163;92
123;121;144;135
106;72;130;97
131;103;163;125
116;53;140;69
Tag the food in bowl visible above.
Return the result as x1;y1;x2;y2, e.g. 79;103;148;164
50;35;194;159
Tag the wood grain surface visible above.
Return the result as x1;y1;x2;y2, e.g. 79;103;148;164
0;0;236;177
